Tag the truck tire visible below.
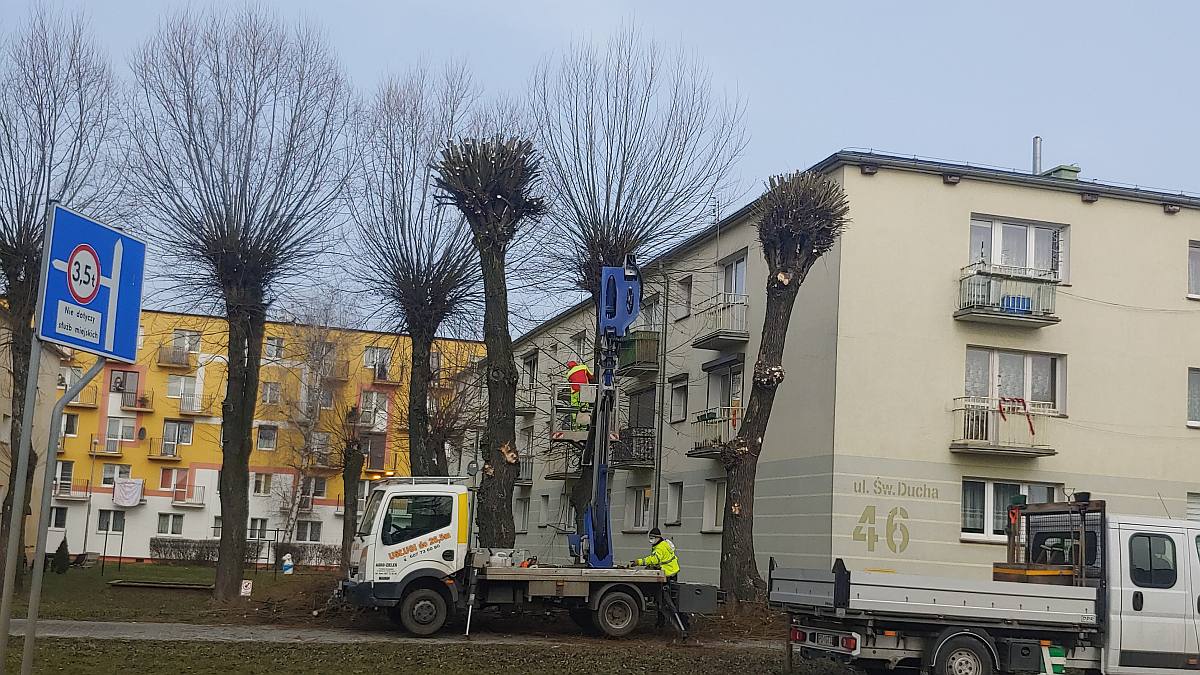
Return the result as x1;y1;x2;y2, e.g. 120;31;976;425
395;588;448;636
934;636;993;675
594;590;639;637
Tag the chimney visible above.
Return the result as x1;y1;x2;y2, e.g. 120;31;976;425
1032;136;1042;174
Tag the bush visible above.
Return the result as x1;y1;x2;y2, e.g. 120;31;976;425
274;542;341;569
52;539;70;574
149;537;265;565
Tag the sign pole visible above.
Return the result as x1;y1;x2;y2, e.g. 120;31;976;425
20;357;105;675
0;201;56;673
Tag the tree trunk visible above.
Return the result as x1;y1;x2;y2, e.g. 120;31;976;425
215;292;267;602
0;275;38;589
407;332;445;476
474;249;518;547
720;276;801;602
339;441;364;575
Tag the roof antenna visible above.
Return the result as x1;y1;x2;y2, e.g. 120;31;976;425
1032;136;1042;175
1157;492;1172;519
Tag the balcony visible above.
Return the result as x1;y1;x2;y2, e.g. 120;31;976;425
171;485;206;507
157;345;195;369
692;294;750;350
544;446;582;480
323;359;351;381
550;383;619;444
515;452;534;485
55;437;65;454
89;434;128;458
335;496;367;517
617;331;660;377
612;427;655;469
515;384;538;416
147;439;182;461
281;495;315;513
121;390;155;412
955;263;1060;328
372;363;404;386
178;394;213;415
689;406;742;459
65;386;98;408
950;397;1057;457
303;450;339;473
52;480;90;501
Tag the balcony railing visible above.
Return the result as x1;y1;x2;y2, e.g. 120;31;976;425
950;396;1057;457
692;293;750;350
148;438;182;461
372;363;404;385
303;450;338;472
550;383;618;443
322;359;351;381
120;390;155;412
335;496;367;516
612;427;655;468
157;345;195;369
544;447;582;480
689;406;742;458
171;485;206;507
515;384;538;415
52;480;90;501
515;452;534;485
955;263;1060;328
617;331;660;376
281;495;315;513
65;386;98;408
90;433;130;457
178;394;213;415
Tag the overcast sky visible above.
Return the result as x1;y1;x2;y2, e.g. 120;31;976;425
40;0;1200;196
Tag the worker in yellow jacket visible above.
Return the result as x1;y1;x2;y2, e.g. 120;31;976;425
632;527;688;635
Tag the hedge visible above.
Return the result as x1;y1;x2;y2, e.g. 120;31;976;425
149;537;265;565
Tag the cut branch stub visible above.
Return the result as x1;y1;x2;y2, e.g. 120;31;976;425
752;361;786;390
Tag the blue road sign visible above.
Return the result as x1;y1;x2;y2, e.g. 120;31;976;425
35;205;146;364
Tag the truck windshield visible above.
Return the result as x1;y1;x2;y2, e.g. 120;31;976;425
357;490;384;537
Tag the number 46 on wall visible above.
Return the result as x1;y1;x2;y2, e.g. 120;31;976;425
852;505;910;554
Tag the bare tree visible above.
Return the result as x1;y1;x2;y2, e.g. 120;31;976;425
0;8;121;585
434;137;545;547
126;9;354;600
722;171;849;601
352;65;479;477
529;27;745;528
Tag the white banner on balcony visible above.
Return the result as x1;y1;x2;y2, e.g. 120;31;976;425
112;477;144;507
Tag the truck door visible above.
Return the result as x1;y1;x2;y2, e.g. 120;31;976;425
1187;529;1200;666
1112;527;1190;673
371;492;459;583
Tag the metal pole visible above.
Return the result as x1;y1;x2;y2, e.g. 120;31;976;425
651;268;670;528
116;531;123;573
20;357;104;675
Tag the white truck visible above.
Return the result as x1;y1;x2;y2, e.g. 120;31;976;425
340;478;717;637
770;497;1200;675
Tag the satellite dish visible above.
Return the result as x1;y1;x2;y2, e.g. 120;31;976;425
466;460;479;477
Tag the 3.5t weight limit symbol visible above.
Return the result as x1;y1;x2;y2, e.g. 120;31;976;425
66;244;100;304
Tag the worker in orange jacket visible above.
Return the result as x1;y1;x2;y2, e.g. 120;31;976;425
565;360;593;430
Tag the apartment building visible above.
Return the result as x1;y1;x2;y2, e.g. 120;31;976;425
508;150;1200;585
49;308;480;561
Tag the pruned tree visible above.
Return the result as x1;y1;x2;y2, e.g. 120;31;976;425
722;171;849;601
434;137;545;547
353;65;479;478
0;8;121;586
126;9;354;600
529;27;745;529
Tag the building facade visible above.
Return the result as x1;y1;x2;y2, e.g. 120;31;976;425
50;308;480;561
509;151;1200;585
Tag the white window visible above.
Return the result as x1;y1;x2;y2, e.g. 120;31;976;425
160;467;187;490
669;378;689;423
212;516;222;538
570;332;588;363
703;479;726;532
137;324;145;348
98;509;125;533
969;217;1066;279
673;276;693;321
57;366;81;389
265;337;285;358
520;353;538;390
260;381;281;405
1189;369;1200;426
429;351;442;381
61;413;78;437
249;517;268;539
252;473;273;496
101;463;131;487
49;506;67;530
311;432;331;464
301;476;327;498
1190;243;1200;297
55;461;74;488
965;347;1062;411
518;425;534;456
157;513;184;536
625;486;652;531
172;329;201;353
318;387;334;409
665;481;684;526
256;425;277;451
722;256;747;296
166;374;196;399
105;417;136;452
514;496;530;533
364;346;392;368
538;494;550;528
640;296;663;331
295;520;322;542
961;478;1059;541
361;390;388;425
161;420;193;457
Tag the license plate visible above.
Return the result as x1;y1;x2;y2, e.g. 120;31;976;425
815;633;837;647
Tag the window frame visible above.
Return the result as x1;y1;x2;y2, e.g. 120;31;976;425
256;425;278;452
249;517;268;539
265;337;285;359
157;512;184;537
49;506;67;530
673;276;693;321
514;496;530;533
295;520;322;542
1189;368;1200;428
960;477;1060;542
62;413;79;437
969;216;1068;281
624;486;653;532
172;329;202;354
100;463;131;487
538;494;550;528
665;481;684;526
703;478;726;533
98;509;125;534
965;347;1064;412
1129;533;1177;589
1189;242;1200;298
669;377;689;424
260;381;282;405
251;472;273;496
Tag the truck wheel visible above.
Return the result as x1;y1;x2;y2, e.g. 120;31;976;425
594;590;639;637
395;588;448;636
934;637;993;675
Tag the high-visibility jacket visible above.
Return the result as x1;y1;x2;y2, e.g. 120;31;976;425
636;538;680;578
567;362;592;391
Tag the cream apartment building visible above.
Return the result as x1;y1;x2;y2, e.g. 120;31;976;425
506;150;1200;585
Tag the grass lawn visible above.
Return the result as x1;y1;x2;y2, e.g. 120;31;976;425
2;639;846;675
14;563;339;624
